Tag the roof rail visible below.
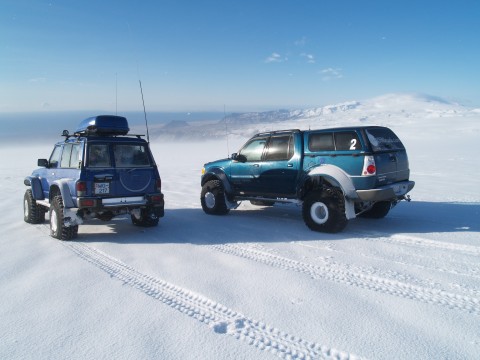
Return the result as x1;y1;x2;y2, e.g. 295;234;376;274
254;129;301;137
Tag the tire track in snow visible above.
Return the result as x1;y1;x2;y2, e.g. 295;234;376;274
357;232;480;257
64;242;362;360
297;240;480;281
210;244;480;315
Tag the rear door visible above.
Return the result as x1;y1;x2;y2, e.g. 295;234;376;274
85;141;156;198
365;127;410;186
112;143;156;196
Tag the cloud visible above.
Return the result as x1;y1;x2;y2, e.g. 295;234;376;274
300;53;315;64
319;67;343;81
265;52;285;63
28;77;47;83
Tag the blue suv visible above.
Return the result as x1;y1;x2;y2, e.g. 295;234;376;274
24;115;164;240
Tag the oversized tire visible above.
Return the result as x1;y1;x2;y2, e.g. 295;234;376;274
200;180;229;215
359;201;392;219
24;189;45;224
131;208;159;227
302;188;348;233
50;195;78;240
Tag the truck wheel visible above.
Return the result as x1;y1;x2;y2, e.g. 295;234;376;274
302;188;347;233
359;201;392;219
131;208;159;227
50;195;78;240
201;180;229;215
24;189;45;224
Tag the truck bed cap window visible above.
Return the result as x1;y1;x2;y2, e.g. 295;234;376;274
366;128;405;152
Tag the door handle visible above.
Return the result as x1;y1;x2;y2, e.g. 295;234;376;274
287;163;293;167
252;164;260;167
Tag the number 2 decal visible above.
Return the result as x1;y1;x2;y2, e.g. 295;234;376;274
350;139;357;150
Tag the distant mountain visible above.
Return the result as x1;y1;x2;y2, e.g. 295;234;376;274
149;93;473;141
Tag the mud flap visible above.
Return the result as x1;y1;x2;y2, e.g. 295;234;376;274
345;199;356;219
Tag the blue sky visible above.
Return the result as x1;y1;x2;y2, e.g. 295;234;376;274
1;0;479;112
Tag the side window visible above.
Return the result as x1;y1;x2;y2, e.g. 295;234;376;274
88;144;111;168
49;145;62;168
60;144;73;168
335;131;361;151
238;137;267;162
308;133;334;151
69;143;82;168
265;135;293;161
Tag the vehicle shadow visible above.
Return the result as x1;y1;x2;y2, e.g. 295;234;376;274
77;200;479;244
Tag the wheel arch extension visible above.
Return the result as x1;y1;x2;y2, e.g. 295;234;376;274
24;176;44;200
49;179;75;208
201;168;233;194
304;165;358;200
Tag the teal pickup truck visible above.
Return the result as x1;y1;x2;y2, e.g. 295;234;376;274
201;126;414;233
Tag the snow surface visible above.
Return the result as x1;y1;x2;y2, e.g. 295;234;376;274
1;94;479;359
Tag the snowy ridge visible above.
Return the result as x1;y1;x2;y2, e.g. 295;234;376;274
65;241;363;360
150;93;475;140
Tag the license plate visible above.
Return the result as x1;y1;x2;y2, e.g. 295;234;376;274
94;182;110;194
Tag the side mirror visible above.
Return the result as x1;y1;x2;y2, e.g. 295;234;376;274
37;159;49;167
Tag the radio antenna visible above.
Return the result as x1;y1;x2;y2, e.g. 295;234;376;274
139;80;150;143
127;22;151;143
115;73;118;115
224;105;230;157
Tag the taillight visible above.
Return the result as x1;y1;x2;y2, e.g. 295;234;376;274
362;156;376;175
150;194;164;203
76;181;87;196
366;165;376;174
155;178;162;192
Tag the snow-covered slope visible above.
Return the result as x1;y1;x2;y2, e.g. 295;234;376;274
1;94;479;359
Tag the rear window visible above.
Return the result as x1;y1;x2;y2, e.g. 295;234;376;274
366;128;405;152
88;144;111;168
113;144;151;167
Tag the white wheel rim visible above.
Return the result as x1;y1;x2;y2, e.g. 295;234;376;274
51;209;58;233
24;199;29;218
310;202;329;224
205;192;216;209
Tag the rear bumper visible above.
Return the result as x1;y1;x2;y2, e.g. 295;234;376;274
77;193;164;214
356;181;415;202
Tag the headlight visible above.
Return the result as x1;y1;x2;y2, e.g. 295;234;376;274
201;167;205;175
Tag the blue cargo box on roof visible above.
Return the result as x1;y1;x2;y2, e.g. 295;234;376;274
76;115;130;136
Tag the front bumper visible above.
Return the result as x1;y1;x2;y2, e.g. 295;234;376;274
356;181;415;202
